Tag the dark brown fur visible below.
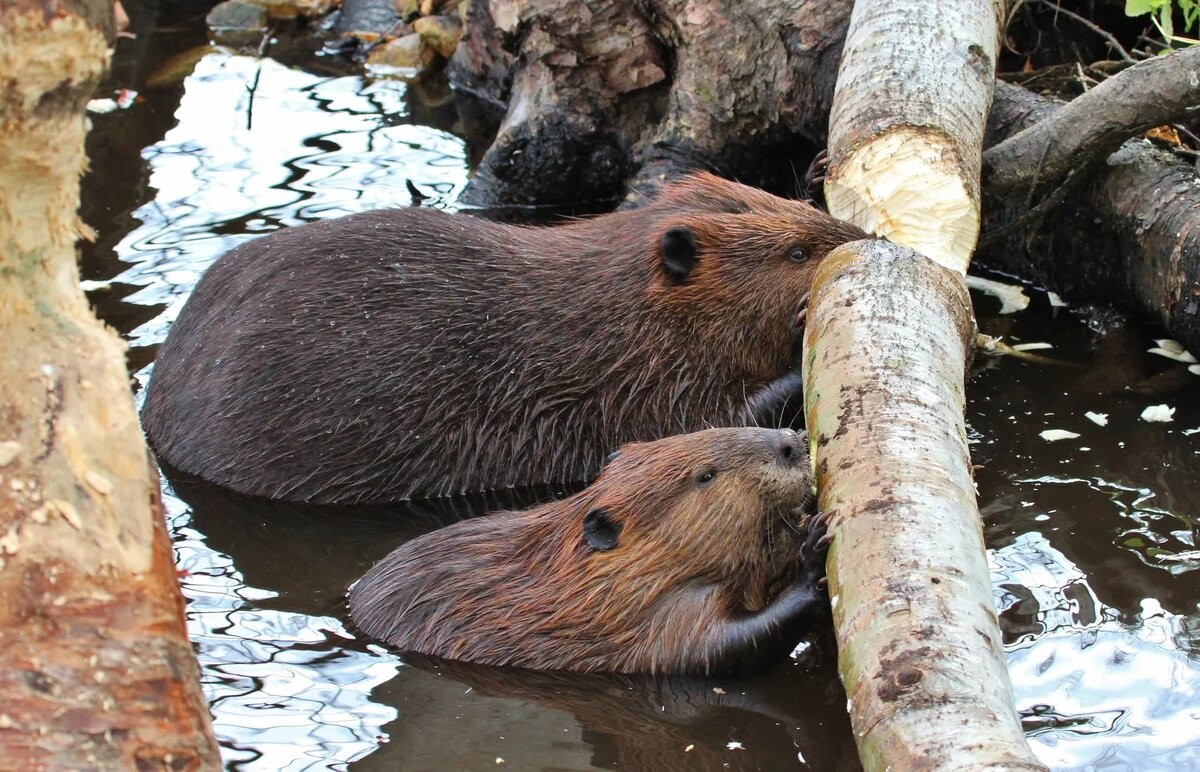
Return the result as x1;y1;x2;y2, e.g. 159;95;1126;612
141;173;865;503
348;427;830;675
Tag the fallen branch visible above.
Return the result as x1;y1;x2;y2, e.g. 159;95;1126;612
982;80;1200;356
984;46;1200;197
804;243;1043;770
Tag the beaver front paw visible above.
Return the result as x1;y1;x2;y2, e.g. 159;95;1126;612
798;509;834;590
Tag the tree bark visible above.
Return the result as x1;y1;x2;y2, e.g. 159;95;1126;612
0;0;221;767
808;1;1044;768
982;79;1200;356
803;243;1042;771
984;47;1200;198
449;0;855;207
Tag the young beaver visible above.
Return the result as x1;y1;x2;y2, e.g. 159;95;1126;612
141;173;866;503
348;427;831;675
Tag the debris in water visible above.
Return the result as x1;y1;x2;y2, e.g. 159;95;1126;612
727;741;744;750
1140;405;1175;422
1012;342;1053;352
87;99;119;114
1046;290;1067;307
1147;339;1198;364
1040;429;1080;441
966;275;1030;314
1084;412;1108;426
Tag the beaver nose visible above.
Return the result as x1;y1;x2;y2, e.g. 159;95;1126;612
774;429;803;467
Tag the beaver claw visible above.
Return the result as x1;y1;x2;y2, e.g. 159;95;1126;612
803;150;829;198
799;509;834;581
792;291;811;330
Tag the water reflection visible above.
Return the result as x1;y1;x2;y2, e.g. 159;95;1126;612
105;49;468;769
113;53;466;350
994;533;1200;769
167;490;402;770
81;38;1200;772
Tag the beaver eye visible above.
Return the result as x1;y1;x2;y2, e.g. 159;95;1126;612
787;246;809;263
696;468;717;485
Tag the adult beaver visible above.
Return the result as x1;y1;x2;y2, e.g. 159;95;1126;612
142;173;865;503
348;427;831;675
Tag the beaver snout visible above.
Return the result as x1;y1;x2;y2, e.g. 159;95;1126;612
772;429;804;467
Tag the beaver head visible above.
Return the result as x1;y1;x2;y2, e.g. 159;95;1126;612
643;173;867;382
348;427;830;675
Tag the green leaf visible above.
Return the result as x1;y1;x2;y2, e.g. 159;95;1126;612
1181;0;1200;31
1126;0;1167;16
1160;4;1176;37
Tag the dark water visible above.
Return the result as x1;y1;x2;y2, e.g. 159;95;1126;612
82;25;1200;772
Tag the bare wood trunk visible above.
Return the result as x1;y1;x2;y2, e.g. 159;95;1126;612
809;1;1044;768
804;244;1042;770
0;0;221;767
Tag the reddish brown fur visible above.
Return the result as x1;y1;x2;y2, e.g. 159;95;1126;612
142;173;866;503
349;427;829;675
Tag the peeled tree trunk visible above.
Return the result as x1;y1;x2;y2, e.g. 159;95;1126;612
808;0;1045;768
0;0;220;766
804;244;1041;770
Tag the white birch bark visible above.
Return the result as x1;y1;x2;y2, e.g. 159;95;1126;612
808;1;1045;768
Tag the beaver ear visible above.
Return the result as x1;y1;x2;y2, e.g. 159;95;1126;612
660;226;698;281
583;507;622;551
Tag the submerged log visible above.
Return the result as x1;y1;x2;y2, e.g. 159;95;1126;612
0;0;220;766
808;0;1044;768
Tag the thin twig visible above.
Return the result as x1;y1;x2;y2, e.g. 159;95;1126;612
1035;0;1136;63
1137;34;1167;52
1075;61;1098;91
1172;122;1200;148
980;164;1093;246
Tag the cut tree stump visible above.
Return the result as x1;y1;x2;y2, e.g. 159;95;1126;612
0;0;221;767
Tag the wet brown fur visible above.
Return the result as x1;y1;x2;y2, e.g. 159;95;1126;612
142;173;866;503
348;428;827;675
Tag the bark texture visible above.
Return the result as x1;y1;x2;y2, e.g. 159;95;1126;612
982;80;1200;356
984;46;1200;197
449;0;855;207
0;0;220;767
824;0;1003;271
803;243;1044;771
811;1;1043;768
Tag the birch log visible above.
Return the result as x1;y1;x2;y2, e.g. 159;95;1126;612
0;0;221;766
809;0;1045;768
